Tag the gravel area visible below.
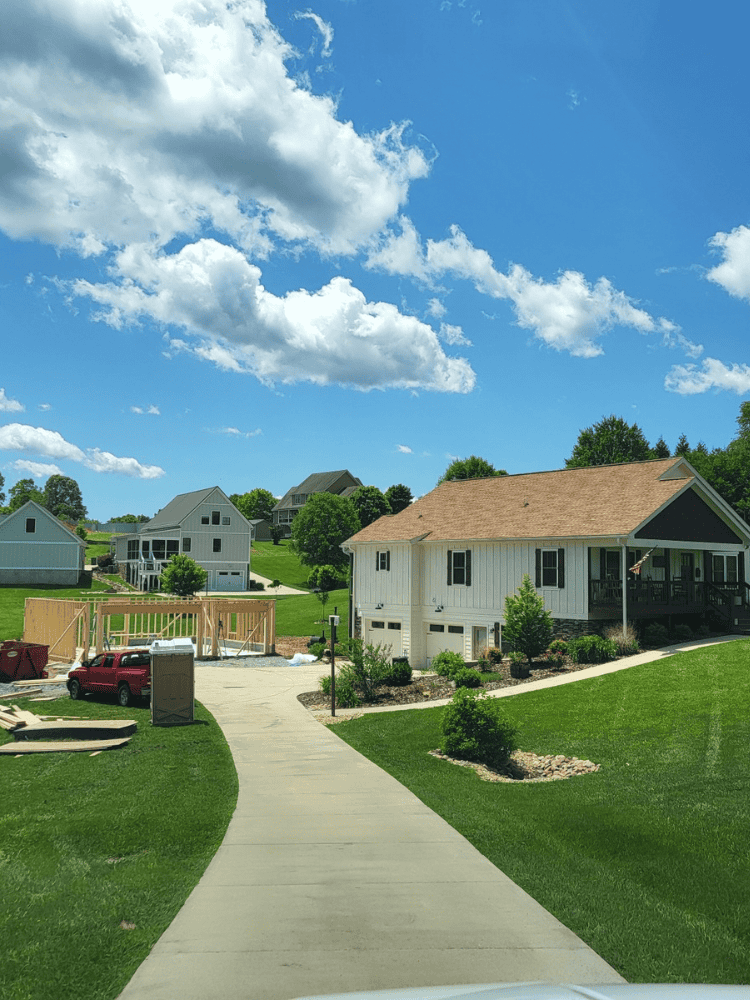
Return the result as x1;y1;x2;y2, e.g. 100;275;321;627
428;748;600;783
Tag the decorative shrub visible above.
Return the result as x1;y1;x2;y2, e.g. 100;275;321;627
97;553;114;569
307;564;343;591
338;638;390;702
431;650;466;680
696;624;710;639
440;687;519;770
318;674;361;708
454;667;482;688
602;622;640;655
503;574;554;665
507;650;530;678
672;623;694;643
567;634;618;664
537;650;564;668
643;623;670;647
549;639;568;656
383;657;412;686
309;642;326;660
484;648;504;666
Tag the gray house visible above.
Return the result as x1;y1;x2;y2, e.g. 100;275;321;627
272;470;362;537
0;500;86;585
115;487;253;592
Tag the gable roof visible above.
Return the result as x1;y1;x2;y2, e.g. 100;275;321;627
141;486;252;532
0;500;86;546
345;458;747;544
274;470;362;510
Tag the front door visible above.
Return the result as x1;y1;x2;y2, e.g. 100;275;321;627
472;626;487;660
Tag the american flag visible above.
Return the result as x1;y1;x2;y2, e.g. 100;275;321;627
629;547;655;576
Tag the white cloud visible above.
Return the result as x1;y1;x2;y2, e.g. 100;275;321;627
38;403;51;411
397;444;412;453
11;459;63;479
439;323;471;346
218;426;262;438
0;388;24;412
664;358;750;395
294;10;334;57
706;225;750;301
131;404;160;415
367;220;678;358
0;422;164;478
426;298;446;319
0;0;427;256
83;449;164;478
131;406;143;414
70;239;476;393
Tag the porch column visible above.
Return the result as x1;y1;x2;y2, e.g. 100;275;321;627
622;542;628;633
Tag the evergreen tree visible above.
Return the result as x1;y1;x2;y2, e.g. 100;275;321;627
502;574;554;666
674;434;691;456
653;436;670;458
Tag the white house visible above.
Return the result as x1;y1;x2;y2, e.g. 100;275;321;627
0;500;86;586
114;487;253;592
342;457;750;668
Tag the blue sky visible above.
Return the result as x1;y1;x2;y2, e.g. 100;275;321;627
2;0;750;521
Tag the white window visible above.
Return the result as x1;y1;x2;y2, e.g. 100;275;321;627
376;550;390;571
713;554;738;584
447;549;471;586
536;548;565;588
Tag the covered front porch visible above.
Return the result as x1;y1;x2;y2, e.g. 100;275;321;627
587;544;749;627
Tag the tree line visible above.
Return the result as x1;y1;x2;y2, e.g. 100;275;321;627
0;473;88;523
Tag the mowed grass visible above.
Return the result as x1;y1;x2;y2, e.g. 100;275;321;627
0;694;238;1000
250;539;312;589
0;580;112;641
272;587;349;636
331;641;750;984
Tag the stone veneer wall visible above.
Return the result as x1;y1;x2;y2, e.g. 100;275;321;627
551;618;606;642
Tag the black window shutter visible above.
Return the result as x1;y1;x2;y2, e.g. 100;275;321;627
386;550;390;571
600;549;607;580
535;549;541;588
447;550;453;586
376;551;379;572
738;552;745;584
557;548;565;588
465;550;472;586
704;551;712;585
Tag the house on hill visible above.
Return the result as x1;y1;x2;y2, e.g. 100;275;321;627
114;487;252;591
272;470;362;537
342;457;750;668
0;500;86;585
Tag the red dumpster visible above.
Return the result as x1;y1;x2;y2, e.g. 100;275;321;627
0;641;49;682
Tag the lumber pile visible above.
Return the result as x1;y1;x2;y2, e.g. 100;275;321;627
0;703;135;753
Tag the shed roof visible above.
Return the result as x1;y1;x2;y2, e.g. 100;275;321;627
345;458;719;544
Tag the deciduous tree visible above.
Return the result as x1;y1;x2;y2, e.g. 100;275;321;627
290;492;360;569
350;485;390;528
438;455;507;484
43;475;87;522
385;483;413;514
565;415;652;468
230;488;276;522
8;478;44;511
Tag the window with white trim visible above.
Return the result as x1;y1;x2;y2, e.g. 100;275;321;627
712;554;738;584
183;537;191;552
376;550;390;571
222;516;230;525
535;548;566;588
213;538;222;552
447;549;471;586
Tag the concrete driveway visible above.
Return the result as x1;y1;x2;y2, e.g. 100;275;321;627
117;657;625;1000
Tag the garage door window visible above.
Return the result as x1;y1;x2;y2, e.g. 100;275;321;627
388;622;401;631
429;624;445;632
371;621;385;629
448;625;464;634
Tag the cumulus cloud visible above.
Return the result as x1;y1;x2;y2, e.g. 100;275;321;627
664;359;750;395
367;220;679;358
397;444;412;453
0;388;24;412
706;225;750;301
131;404;160;415
11;459;63;478
69;239;475;393
0;422;164;478
426;298;446;318
0;0;427;256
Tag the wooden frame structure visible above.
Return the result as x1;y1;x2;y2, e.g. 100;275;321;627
23;596;276;662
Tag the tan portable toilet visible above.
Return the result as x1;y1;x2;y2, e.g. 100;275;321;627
150;639;195;726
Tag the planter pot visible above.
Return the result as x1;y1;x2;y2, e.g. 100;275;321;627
510;661;530;679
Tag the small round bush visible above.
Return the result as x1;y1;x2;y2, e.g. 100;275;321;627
643;623;670;647
549;639;568;656
318;673;361;707
696;624;710;639
672;623;694;643
431;650;465;680
567;634;617;664
319;674;331;695
309;642;326;660
485;648;504;666
454;667;482;688
440;687;519;770
384;659;412;686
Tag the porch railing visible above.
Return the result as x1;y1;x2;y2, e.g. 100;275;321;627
590;579;714;607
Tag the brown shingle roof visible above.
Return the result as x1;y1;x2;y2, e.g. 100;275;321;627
346;459;696;543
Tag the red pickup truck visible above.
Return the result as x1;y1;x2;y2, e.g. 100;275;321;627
67;649;151;707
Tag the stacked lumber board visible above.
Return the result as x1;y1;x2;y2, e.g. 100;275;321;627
0;704;136;753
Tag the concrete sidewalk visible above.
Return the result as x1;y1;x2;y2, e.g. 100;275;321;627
117;659;625;1000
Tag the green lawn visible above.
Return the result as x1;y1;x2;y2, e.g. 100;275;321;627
250;539;311;589
0;580;112;641
272;587;349;636
0;694;238;1000
331;641;750;984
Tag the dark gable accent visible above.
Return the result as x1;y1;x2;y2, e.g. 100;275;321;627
635;487;742;544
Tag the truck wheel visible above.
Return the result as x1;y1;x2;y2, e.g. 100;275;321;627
118;684;132;707
69;679;84;700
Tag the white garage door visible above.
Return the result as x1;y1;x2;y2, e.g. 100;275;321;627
425;623;464;665
364;619;403;659
215;570;245;591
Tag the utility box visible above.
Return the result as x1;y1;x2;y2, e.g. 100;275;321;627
150;640;194;726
